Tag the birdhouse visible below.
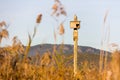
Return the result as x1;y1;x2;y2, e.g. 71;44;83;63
70;15;80;29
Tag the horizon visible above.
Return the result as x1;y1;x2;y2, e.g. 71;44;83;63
0;0;120;51
22;43;107;51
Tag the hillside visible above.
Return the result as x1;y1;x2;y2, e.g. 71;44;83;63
27;44;111;66
28;44;101;56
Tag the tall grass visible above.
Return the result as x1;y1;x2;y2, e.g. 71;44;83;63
99;10;110;75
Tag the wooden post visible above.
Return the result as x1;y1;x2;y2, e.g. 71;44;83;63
73;29;78;76
70;15;80;76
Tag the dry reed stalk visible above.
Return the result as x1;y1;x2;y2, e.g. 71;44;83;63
0;21;6;27
99;10;109;74
53;29;57;56
11;36;24;54
0;21;9;43
59;23;65;35
104;24;110;70
36;14;42;23
103;11;110;73
51;0;66;17
40;52;52;66
0;29;9;38
51;0;66;49
25;14;42;55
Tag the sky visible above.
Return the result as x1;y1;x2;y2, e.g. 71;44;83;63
0;0;120;50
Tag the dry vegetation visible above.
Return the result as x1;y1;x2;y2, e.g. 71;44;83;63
0;37;120;80
0;0;120;80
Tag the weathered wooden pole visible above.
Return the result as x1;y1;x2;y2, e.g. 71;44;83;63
70;15;80;76
73;29;78;76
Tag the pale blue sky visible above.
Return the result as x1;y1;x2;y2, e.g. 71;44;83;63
0;0;120;49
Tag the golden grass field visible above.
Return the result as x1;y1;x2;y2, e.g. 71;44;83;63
0;41;120;80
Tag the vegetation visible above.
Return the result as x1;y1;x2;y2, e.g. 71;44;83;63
0;41;119;80
0;0;119;80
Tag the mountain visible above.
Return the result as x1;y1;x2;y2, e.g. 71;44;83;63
28;44;101;56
